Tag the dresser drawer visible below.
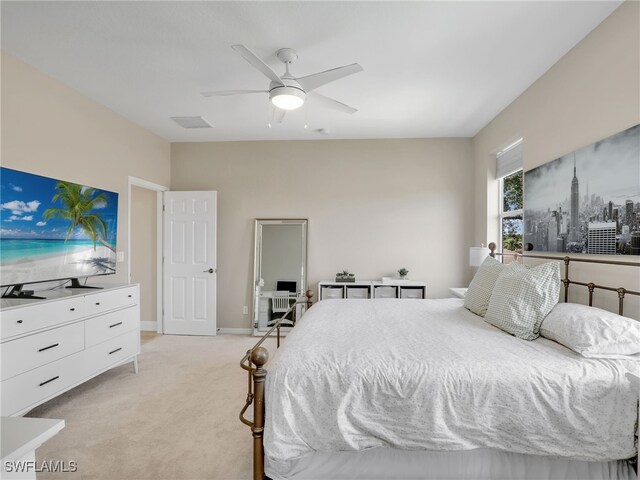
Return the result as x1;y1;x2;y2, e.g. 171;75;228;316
1;297;85;341
1;350;85;416
85;306;138;348
83;286;138;318
1;322;85;381
84;330;138;375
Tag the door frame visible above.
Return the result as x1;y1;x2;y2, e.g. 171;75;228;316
127;176;169;334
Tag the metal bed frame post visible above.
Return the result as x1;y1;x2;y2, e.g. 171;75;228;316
251;347;268;479
240;344;270;480
240;301;303;480
563;257;570;303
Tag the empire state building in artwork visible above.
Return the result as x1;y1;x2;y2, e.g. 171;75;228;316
569;157;580;243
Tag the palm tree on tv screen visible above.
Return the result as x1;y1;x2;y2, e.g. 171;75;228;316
43;181;115;252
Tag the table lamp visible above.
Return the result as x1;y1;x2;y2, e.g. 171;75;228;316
469;246;491;267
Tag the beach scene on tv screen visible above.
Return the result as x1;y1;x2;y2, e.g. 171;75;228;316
0;167;118;286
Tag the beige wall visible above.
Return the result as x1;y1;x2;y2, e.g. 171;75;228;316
6;1;636;328
171;139;474;329
131;186;158;325
472;1;640;317
1;53;171;288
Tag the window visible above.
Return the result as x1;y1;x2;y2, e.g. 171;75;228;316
496;139;523;263
500;170;523;262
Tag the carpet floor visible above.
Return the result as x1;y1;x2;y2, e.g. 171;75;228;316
27;333;277;480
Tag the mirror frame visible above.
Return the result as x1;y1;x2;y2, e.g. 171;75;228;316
252;219;308;335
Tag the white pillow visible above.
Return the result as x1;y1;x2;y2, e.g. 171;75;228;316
484;261;561;341
540;303;640;359
464;255;504;317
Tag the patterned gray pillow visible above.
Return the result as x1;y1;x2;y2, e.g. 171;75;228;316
484;261;561;340
464;255;504;317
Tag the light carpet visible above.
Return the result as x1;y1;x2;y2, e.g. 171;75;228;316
27;333;277;480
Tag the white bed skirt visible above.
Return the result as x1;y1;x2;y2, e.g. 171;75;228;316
265;448;637;480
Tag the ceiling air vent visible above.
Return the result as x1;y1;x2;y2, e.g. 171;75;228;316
170;116;213;129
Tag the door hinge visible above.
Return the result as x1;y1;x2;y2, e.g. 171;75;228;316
162;204;165;212
254;322;258;329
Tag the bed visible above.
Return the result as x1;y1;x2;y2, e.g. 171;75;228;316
240;254;640;480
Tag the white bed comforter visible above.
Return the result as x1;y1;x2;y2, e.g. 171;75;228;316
264;299;638;471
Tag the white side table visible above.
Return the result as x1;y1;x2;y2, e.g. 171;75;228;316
449;288;467;299
1;417;65;479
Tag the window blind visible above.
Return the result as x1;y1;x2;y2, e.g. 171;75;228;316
496;140;522;178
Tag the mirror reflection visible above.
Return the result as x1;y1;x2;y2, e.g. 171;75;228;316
253;219;307;334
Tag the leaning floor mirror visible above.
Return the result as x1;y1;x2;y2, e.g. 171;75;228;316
252;219;308;336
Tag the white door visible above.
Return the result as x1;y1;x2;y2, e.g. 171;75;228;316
163;191;217;335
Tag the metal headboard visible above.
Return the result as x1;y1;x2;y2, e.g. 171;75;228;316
488;243;640;316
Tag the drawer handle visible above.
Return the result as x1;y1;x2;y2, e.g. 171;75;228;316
109;322;123;328
109;347;122;355
38;343;60;352
17;320;23;324
70;308;75;311
95;302;101;305
39;376;60;387
128;295;132;298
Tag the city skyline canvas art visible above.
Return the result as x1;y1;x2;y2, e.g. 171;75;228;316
524;124;640;255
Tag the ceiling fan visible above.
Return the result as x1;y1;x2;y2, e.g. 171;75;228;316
201;45;363;121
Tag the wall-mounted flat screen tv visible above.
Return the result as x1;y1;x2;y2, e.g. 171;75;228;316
0;167;119;295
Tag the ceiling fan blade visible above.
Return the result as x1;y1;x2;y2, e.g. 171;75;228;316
201;90;267;97
307;91;358;115
296;63;363;92
231;45;284;86
274;108;286;124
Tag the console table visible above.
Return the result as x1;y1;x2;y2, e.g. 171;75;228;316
0;284;140;417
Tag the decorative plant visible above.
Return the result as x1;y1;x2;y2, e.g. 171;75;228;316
398;268;409;278
335;270;355;281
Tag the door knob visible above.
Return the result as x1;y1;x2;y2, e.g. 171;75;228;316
203;268;216;274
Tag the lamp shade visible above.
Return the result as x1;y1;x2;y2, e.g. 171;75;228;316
270;86;306;110
469;247;491;267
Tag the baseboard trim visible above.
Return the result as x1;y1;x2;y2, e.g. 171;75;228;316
218;328;252;335
140;321;158;331
142;324;251;335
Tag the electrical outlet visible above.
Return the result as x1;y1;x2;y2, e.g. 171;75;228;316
117;251;125;263
243;306;249;315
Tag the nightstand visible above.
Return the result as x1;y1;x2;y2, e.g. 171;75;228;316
449;288;467;299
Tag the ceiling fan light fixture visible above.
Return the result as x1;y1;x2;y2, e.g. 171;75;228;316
270;86;306;110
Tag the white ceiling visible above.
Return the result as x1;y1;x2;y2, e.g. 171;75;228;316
1;1;622;142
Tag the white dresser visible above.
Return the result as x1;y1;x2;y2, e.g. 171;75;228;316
0;284;140;417
318;280;427;301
